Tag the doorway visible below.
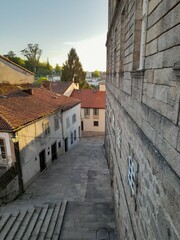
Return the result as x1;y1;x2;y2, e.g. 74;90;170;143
81;121;84;131
65;138;68;152
39;149;46;172
51;142;57;161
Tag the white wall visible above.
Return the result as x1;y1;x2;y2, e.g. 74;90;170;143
81;108;105;132
64;83;79;97
18;110;64;186
0;132;15;167
62;103;81;151
0;58;34;84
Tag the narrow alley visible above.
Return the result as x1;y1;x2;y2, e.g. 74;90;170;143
0;133;117;240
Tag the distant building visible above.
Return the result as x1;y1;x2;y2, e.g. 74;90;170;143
86;72;92;79
42;81;79;97
71;89;105;132
106;0;180;239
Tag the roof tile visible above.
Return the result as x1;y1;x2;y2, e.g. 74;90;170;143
70;89;105;109
0;87;80;131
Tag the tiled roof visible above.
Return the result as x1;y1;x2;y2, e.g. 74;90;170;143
50;81;73;94
70;89;105;109
0;83;33;95
0;88;80;131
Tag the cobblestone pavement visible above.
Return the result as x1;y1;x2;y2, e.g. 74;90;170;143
0;133;117;240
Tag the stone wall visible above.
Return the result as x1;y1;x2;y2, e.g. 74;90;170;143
0;166;19;205
105;0;180;239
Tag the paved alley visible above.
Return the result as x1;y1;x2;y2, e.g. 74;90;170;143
0;134;117;240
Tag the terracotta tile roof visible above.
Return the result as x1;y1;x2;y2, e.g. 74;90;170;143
71;89;105;109
0;83;33;95
50;81;73;94
0;88;80;131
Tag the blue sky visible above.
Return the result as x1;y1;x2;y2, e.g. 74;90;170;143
0;0;108;71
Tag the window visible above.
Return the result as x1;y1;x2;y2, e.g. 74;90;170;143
54;115;59;131
84;108;90;116
58;141;61;148
43;122;50;136
94;121;99;126
128;154;138;195
74;130;76;141
0;139;6;160
93;108;99;115
72;114;76;124
71;133;73;144
66;117;70;129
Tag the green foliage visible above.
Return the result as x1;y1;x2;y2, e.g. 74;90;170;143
92;70;100;78
61;48;86;86
34;77;49;87
35;60;53;78
55;64;62;75
21;43;42;73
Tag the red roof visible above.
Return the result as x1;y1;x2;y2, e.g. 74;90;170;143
0;87;80;131
71;89;105;109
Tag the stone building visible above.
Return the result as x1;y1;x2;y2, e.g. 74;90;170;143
105;0;180;239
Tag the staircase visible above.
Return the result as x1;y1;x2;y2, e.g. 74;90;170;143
0;201;67;240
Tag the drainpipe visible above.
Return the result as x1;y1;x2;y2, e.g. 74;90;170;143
12;133;24;194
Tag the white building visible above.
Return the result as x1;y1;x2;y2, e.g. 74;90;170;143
42;81;79;97
0;87;81;187
71;89;106;132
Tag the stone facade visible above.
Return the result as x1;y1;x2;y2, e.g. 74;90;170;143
105;1;180;239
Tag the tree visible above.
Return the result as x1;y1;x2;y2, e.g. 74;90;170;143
61;48;86;88
92;70;100;78
5;51;26;68
55;64;62;75
7;51;16;58
21;43;42;73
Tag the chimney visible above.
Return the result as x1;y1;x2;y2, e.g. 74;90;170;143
42;80;51;90
23;89;33;95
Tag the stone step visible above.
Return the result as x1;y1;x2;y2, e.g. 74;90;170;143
44;203;62;239
36;204;55;240
0;212;19;240
14;207;35;240
0;212;11;230
29;204;49;240
5;209;27;240
21;207;42;240
51;201;67;240
0;201;67;240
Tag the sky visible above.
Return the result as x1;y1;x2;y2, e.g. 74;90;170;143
0;0;108;71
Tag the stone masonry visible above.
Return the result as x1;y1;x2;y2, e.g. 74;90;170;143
105;0;180;239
